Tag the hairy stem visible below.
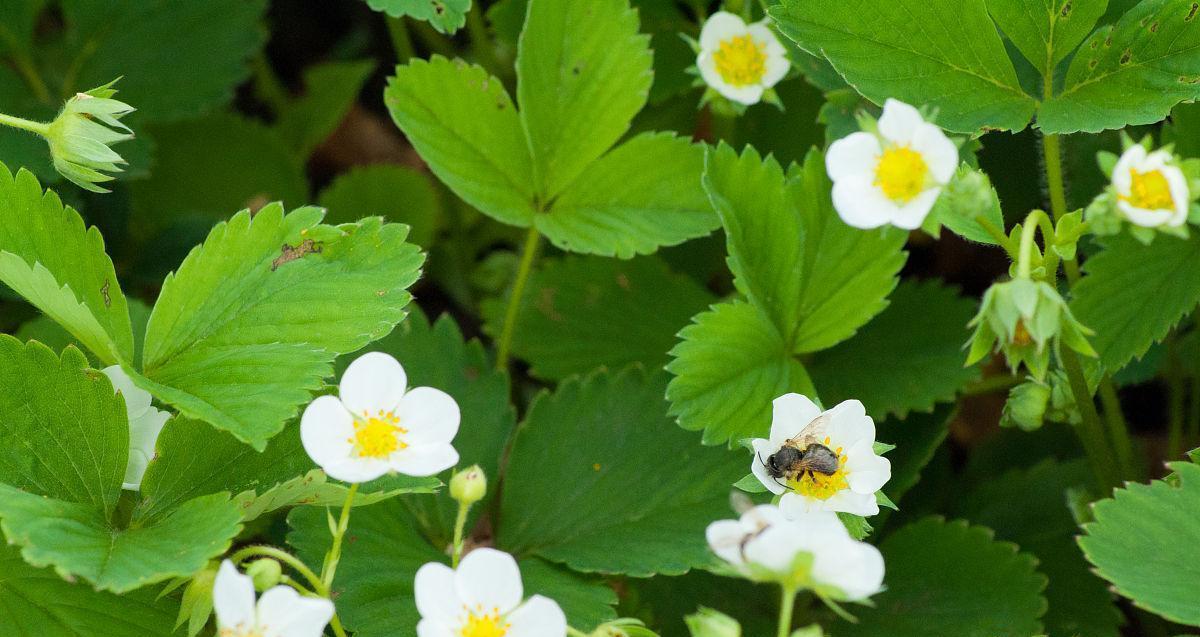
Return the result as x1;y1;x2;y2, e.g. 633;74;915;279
777;585;797;637
322;483;359;590
0;111;49;136
495;226;541;370
1040;134;1082;284
464;3;499;76
1016;211;1041;279
386;16;414;63
1061;347;1119;491
451;499;471;568
230;545;325;593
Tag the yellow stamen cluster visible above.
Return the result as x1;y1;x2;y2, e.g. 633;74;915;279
1122;168;1175;210
220;627;265;637
788;439;849;501
460;607;509;637
350;409;408;459
874;146;929;202
713;35;767;87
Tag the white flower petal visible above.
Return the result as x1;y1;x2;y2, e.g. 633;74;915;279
747;23;790;88
718;82;765;106
122;448;151;491
455;548;523;613
506;595;567;637
1112;144;1146;193
832;174;900;229
779;491;819;517
415;562;462;623
339;352;408;417
1165;164;1191;225
744;523;808;573
844;441;891;494
877;99;925;145
256;586;335;637
706;519;749;566
1118;201;1175;228
323;456;391;483
823;489;880;516
812;539;885;601
417;619;455;637
911;123;958;183
770;393;823;444
700;11;748;50
102;365;151;419
891;187;941;230
396;387;460;446
824;400;873;449
697;52;729;94
129;409;170;456
300;395;357;476
213;561;257;631
826;132;882;182
390;444;459;477
750;438;787;495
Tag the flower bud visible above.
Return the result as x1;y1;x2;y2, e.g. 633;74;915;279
966;278;1096;380
450;464;487;505
685;608;741;637
1002;379;1051;431
44;79;134;193
245;558;283;591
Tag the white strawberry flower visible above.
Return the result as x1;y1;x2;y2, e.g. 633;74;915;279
697;11;790;105
301;352;460;483
1112;143;1189;228
102;365;170;491
414;548;567;637
706;505;884;601
750;394;890;517
826;99;958;230
213;560;334;637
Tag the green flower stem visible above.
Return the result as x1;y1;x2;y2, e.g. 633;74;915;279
279;574;318;596
962;373;1023;396
0;111;49;136
1168;336;1186;460
1098;376;1139;479
495;225;542;370
1061;347;1120;491
566;627;589;637
230;545;325;593
1040;134;1082;285
386;17;414;64
1016;211;1041;279
976;215;1017;257
777;584;798;637
322;483;360;590
465;3;500;77
451;499;472;568
410;19;455;57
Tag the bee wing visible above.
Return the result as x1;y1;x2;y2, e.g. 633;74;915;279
794;413;830;448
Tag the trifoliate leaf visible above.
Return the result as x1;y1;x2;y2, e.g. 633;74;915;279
1070;233;1200;371
317;163;442;248
834;518;1047;637
385;56;536;227
482;254;715;381
516;0;652;198
770;0;1038;133
363;0;471;33
136;204;423;449
0;486;241;594
0;543;178;636
958;459;1121;637
1079;461;1200;626
666;300;816;445
985;0;1108;77
808;280;981;419
499;367;745;575
1040;0;1200;133
0;164;133;365
275;60;374;159
534;132;717;257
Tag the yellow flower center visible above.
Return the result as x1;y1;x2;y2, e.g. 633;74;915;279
220;627;264;637
713;35;767;87
874;146;929;202
460;609;509;637
1122;168;1175;210
787;438;849;501
350;410;407;459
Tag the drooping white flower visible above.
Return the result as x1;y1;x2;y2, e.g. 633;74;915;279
826;99;958;230
697;12;790;105
1112;144;1189;228
213;560;334;637
706;505;884;601
102;365;170;491
750;394;890;517
414;548;567;637
301;352;460;483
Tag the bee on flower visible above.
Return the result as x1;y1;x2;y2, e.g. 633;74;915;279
826;99;959;230
694;11;790;107
1087;137;1199;242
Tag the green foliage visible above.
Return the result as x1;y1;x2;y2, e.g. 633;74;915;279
318;164;442;248
483;255;715;381
1080;462;1200;626
275;60;374;159
834;518;1047;637
1071;233;1200;370
499;367;745;575
771;0;1038;133
985;0;1108;77
364;0;471;33
925;167;1008;246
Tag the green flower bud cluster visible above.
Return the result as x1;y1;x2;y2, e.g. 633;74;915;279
44;80;135;193
967;278;1096;380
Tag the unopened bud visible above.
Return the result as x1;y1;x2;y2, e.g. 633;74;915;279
685;608;741;637
245;558;283;591
450;465;487;505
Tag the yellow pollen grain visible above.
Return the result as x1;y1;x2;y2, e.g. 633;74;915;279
788;451;850;501
349;409;407;459
1122;168;1175;210
713;35;767;87
874;146;929;202
460;608;509;637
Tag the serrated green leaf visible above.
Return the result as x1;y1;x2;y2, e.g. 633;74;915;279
518;558;620;631
808;280;981;418
364;0;471;33
0;164;133;365
0;486;241;594
535;132;717;257
1070;233;1200;371
482;255;715;381
770;0;1038;133
0;543;179;636
986;0;1108;76
385;56;536;227
138;204;423;448
1079;461;1200;626
1040;0;1200;133
834;518;1047;637
276;60;374;159
666;300;816;445
516;0;652;198
499;367;745;575
318;164;442;248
